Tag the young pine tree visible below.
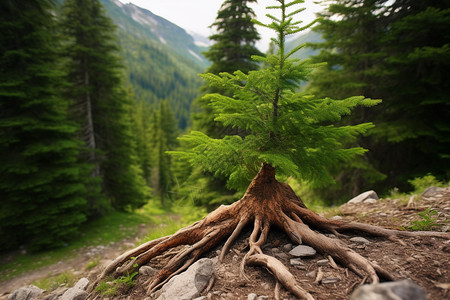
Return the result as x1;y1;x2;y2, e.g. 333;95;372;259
0;0;88;251
93;1;449;298
60;0;149;211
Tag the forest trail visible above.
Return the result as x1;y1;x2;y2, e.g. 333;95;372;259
0;220;156;299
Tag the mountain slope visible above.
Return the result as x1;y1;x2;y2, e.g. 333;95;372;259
285;30;322;61
99;0;209;129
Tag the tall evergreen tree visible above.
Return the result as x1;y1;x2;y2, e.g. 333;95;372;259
204;0;263;75
194;0;264;137
0;0;88;251
148;100;178;205
184;0;265;208
60;0;149;211
308;0;450;198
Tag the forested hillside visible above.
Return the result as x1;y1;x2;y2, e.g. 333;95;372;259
100;0;208;129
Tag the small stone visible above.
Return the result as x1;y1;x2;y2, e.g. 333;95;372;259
248;294;257;300
290;258;305;266
271;247;280;252
322;277;340;284
8;285;44;300
350;237;370;244
283;243;293;251
306;270;317;278
317;259;329;266
274;252;289;259
331;216;343;220
348;190;379;204
60;288;88;300
139;266;158;277
422;187;445;198
363;198;377;204
261;282;270;290
289;245;316;257
350;279;426;300
73;278;89;291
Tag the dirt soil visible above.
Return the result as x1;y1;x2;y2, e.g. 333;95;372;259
1;188;449;300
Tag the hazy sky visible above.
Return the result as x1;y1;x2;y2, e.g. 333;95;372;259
116;0;323;50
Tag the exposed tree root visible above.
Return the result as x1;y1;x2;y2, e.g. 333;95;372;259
87;164;450;299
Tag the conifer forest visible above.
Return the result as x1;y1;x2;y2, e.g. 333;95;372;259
1;0;449;299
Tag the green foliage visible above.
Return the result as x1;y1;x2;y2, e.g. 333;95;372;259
94;271;137;297
307;0;450;198
408;208;441;231
408;174;448;194
204;0;263;74
173;0;381;191
32;271;77;291
0;0;89;251
60;0;150;211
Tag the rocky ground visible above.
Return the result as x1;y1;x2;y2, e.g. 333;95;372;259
1;187;449;300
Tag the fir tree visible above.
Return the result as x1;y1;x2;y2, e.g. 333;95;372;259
60;0;149;211
148;100;179;205
0;0;88;251
194;0;264;138
187;0;265;208
308;0;450;198
92;2;448;299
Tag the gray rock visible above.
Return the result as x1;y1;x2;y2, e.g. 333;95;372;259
317;259;329;266
350;237;371;244
290;258;305;266
283;243;293;251
60;289;87;300
248;293;257;300
274;252;289;259
348;191;379;204
41;286;68;300
8;285;44;300
363;198;378;204
422;186;446;198
289;245;316;257
73;278;89;291
139;265;158;277
350;280;426;300
322;277;340;284
156;258;215;300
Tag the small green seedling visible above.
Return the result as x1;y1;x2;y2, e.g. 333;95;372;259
408;208;440;231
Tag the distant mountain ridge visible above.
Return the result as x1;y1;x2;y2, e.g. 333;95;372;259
105;0;208;67
96;0;210;129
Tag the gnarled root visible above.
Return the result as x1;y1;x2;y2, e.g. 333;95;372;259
88;164;450;299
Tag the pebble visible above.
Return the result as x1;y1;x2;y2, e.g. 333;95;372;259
290;258;305;266
317;259;329;266
283;243;293;251
322;277;340;284
274;252;289;259
248;293;257;300
139;266;158;277
363;198;377;204
350;237;370;244
289;245;316;257
248;294;257;300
